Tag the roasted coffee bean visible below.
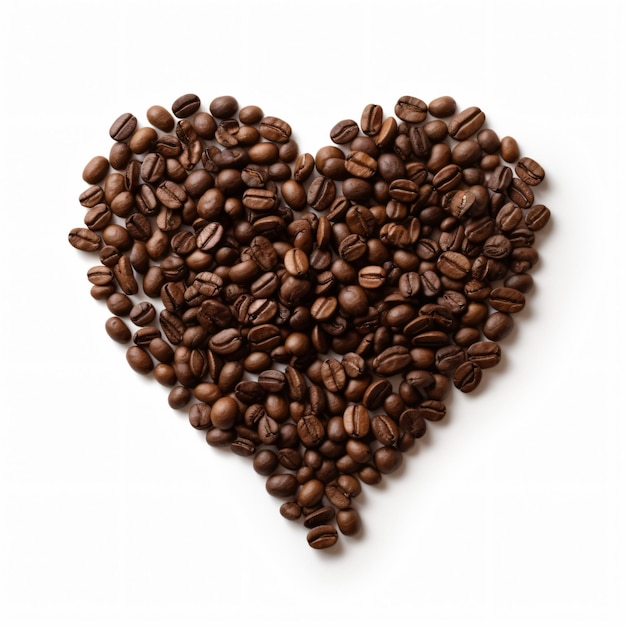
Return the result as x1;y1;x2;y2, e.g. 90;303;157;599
483;311;515;341
500;136;520;163
374;446;403;474
109;112;137;141
126;345;153;374
360;103;383;136
453;360;482;393
395;95;428;123
147;104;175;132
489;287;526;314
428;95;457;117
432;163;462;192
525;204;551;231
266;473;299;498
82;155;109;184
321;358;347;392
69;227;101;252
306;524;338;549
297;414;325;448
448;106;485;141
467;341;501;368
105;316;131;343
330;119;359;144
336;508;360;536
371;414;399;446
172;93;201;118
284;247;309;276
516;156;545;186
508;177;534;208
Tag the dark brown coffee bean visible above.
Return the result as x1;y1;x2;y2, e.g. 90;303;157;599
209;328;244;355
500;136;520;163
448;106;485;141
488;165;513;193
284;247;309;276
126;345;153;374
343;404;370;439
508;177;534;208
307;176;336;211
374;446;403;474
321;358;347;393
453;360;482;393
467;341;501;369
428;95;457;117
146;104;175;132
417;400;446;421
515;156;545;186
82;156;109;184
525;204;551;231
104;316;131;343
345;150;378;179
206;95;237;119
68;227;101;252
306;524;338;549
395;95;428;123
489;287;526;314
358;265;386;290
253;449;279;476
362;379;392;410
397;408;427;438
483;311;514;341
243;188;277;211
436;251;471;280
171;93;201;118
371;414;399;446
297;414;325;448
259;116;291;143
196;222;224;252
330;119;359;144
373;345;411;376
128;301;156;326
266;473;299;498
336;508;360;536
482;234;512;259
432;163;462;193
341;352;365;378
360;103;383;136
109;113;137;141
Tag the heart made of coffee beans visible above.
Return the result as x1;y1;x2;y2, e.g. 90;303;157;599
69;93;550;550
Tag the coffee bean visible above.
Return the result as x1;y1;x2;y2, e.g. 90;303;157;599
147;105;175;132
330;119;359;144
525;204;551;231
109;113;137;141
284;247;309;277
172;93;201;118
306;524;338;549
500;136;520;163
515;157;545;186
360;103;383;136
489;287;526;314
126;345;153;374
68;227;101;252
428;95;457;118
297;414;325;448
453;360;482;393
259;116;291;143
395;95;428;123
448;106;485;141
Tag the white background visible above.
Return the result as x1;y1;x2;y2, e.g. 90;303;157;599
1;1;624;624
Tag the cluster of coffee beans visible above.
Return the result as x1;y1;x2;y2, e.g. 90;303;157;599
69;93;549;549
